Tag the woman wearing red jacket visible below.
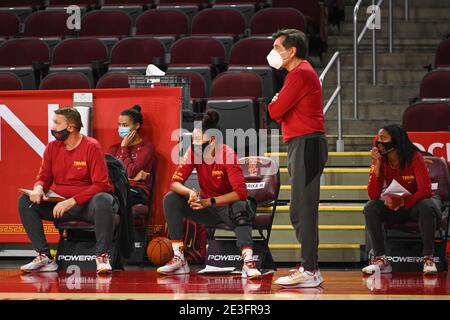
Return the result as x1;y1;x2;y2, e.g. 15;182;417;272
363;124;442;276
158;110;261;279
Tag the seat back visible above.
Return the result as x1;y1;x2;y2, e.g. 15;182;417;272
250;8;307;36
402;101;450;132
0;38;49;67
39;72;91;89
419;69;450;99
435;38;450;68
170;36;225;64
24;10;75;37
424;156;450;202
110;38;165;65
136;9;189;36
96;71;139;88
191;8;246;37
80;10;132;37
0;12;20;37
0;72;23;90
52;38;108;66
229;36;274;66
211;71;263;99
238;156;280;207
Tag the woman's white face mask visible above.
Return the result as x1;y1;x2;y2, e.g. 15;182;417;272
266;49;287;69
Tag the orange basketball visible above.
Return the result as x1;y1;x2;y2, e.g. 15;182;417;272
147;237;174;266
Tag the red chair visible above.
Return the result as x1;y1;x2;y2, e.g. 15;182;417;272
23;11;75;37
0;38;50;89
435;38;450;68
204;156;280;271
96;71;140;88
0;12;20;38
0;72;23;90
210;71;262;99
402;101;450;132
80;10;132;37
39;72;92;90
192;8;246;38
250;8;307;35
419;69;450;99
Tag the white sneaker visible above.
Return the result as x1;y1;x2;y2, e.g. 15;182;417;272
274;267;324;288
157;255;190;275
423;256;438;276
241;260;262;279
20;253;58;273
362;256;392;275
96;253;112;274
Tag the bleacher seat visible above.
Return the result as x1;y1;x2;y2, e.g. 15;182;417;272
166;70;208;112
272;0;328;55
0;72;23;90
402;101;450;132
108;37;166;73
101;1;146;25
191;8;247;61
228;36;280;99
435;38;450;68
135;9;190;49
167;36;226;96
0;38;50;89
50;37;108;86
80;10;132;38
204;156;280;271
96;71;139;88
48;0;98;8
212;1;260;26
419;69;450;99
156;1;204;23
250;8;307;36
0;1;41;23
39;72;92;89
210;71;263;99
0;12;20;38
23;11;75;38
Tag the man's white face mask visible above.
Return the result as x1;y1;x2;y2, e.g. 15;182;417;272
266;49;287;69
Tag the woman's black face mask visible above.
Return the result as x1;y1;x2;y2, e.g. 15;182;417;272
376;140;395;155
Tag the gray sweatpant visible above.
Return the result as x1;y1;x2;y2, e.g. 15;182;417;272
163;191;253;250
364;197;442;257
287;133;328;271
18;192;119;256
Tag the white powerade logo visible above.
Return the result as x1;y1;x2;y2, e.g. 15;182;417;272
386;256;440;263
208;255;260;262
58;255;96;262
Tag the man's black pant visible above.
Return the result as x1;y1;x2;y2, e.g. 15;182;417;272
19;193;119;256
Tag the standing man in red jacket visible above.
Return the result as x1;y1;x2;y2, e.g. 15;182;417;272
268;29;328;288
18;107;118;274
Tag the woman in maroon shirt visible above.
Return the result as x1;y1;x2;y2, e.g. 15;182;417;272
363;124;442;276
108;105;155;206
157;110;261;279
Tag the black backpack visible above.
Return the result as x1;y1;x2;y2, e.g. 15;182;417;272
105;153;135;258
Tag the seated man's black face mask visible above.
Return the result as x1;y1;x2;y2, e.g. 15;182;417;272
376;140;395;155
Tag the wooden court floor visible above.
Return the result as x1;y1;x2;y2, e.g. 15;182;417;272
0;268;448;300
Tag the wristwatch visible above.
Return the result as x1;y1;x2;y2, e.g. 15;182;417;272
210;197;216;207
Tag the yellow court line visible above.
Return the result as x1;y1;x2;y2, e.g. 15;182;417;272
280;168;370;173
258;206;364;212
269;244;360;249
265;152;370;157
280;185;367;190
272;225;365;230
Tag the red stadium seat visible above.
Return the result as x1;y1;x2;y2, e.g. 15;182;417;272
23;10;75;37
136;9;189;37
0;72;23;90
210;71;263;99
109;38;166;73
0;12;20;38
50;38;108;86
0;38;50;89
419;69;450;99
192;8;246;38
0;0;42;6
435;38;450;68
402;101;450;132
228;37;280;99
80;10;132;37
165;71;207;99
96;71;140;88
39;72;92;89
250;8;307;36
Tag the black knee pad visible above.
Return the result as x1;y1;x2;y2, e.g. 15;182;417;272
228;198;257;227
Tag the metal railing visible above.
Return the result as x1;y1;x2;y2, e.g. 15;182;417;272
320;51;344;152
353;0;410;119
